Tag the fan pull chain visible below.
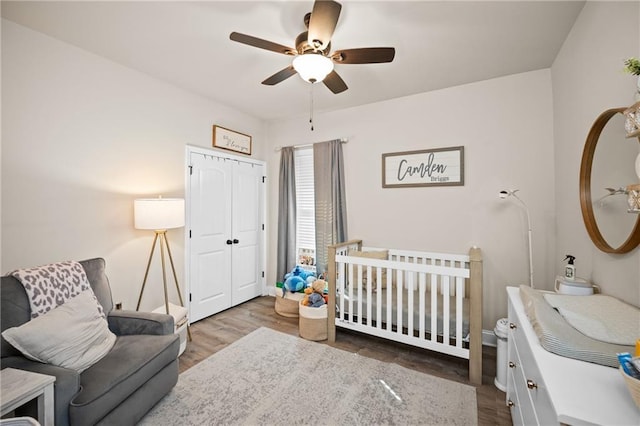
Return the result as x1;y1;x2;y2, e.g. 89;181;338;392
309;83;314;131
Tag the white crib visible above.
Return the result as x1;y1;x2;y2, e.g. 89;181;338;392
327;240;483;384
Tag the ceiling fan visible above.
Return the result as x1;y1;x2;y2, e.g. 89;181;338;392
229;0;395;94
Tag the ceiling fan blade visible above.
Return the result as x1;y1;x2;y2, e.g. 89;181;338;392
323;70;348;94
230;32;295;55
308;0;342;50
332;47;396;64
262;66;298;86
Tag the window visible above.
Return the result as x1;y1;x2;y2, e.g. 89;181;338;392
294;147;315;267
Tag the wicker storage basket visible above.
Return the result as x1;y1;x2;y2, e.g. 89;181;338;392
299;302;328;341
274;287;304;318
620;367;640;408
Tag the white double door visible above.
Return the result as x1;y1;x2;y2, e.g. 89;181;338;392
187;149;265;322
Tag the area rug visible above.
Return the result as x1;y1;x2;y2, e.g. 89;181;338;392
140;327;477;425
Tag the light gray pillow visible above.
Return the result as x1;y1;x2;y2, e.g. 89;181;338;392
2;290;116;372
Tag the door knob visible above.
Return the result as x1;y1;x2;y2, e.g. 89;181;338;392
509;361;516;368
526;379;538;390
233;239;239;244
226;239;233;245
507;400;514;407
509;323;517;329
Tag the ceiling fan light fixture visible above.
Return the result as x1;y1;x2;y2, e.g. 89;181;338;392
292;53;334;83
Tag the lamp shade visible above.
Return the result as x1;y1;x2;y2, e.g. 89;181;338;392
134;198;185;230
292;53;334;83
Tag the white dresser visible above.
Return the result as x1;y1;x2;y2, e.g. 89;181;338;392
506;286;639;425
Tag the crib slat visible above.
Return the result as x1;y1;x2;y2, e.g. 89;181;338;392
386;267;392;331
376;267;382;330
357;264;363;325
407;271;414;336
396;269;403;335
338;261;345;323
456;276;464;348
366;265;372;327
419;272;426;339
347;263;356;322
430;274;437;342
442;275;450;343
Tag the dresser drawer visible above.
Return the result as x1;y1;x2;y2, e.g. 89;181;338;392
509;336;538;425
506;301;516;403
511;325;556;424
507;366;525;426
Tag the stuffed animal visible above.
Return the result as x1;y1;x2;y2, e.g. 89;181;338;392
307;292;324;307
302;279;326;307
283;265;299;281
301;286;314;306
282;266;317;296
283;275;304;295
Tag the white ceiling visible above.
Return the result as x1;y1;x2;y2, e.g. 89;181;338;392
1;1;585;121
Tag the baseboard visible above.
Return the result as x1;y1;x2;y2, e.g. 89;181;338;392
483;329;497;347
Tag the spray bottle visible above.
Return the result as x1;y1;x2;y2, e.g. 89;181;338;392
564;255;576;281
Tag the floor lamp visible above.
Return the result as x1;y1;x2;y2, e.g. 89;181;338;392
134;197;191;340
499;189;534;288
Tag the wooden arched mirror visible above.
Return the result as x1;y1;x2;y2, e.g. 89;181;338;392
579;107;640;253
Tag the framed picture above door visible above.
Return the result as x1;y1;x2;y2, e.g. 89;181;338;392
212;125;252;155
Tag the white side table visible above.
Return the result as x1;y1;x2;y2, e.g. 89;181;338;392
1;368;55;426
152;303;189;356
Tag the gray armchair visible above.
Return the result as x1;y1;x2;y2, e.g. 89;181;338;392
1;258;179;426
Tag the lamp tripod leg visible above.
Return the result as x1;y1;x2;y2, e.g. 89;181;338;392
159;232;170;316
136;232;160;311
164;237;192;341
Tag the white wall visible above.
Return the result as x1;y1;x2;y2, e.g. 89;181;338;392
1;19;266;311
552;1;640;306
266;69;556;329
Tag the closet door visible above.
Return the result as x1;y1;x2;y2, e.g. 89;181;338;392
189;153;233;322
187;149;265;322
231;161;264;305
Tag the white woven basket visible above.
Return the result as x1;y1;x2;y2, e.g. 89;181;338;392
299;302;328;341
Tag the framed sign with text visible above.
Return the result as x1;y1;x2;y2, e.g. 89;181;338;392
382;146;464;188
213;125;252;155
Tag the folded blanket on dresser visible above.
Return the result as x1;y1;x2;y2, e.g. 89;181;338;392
10;260;105;319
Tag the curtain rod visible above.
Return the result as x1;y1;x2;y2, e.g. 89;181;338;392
274;138;348;152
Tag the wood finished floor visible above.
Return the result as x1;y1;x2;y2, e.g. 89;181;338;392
179;296;512;426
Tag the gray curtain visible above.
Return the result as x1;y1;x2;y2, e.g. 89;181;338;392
313;140;348;275
276;147;297;282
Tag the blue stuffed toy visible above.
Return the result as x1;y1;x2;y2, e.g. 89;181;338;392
282;265;316;296
283;276;304;294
